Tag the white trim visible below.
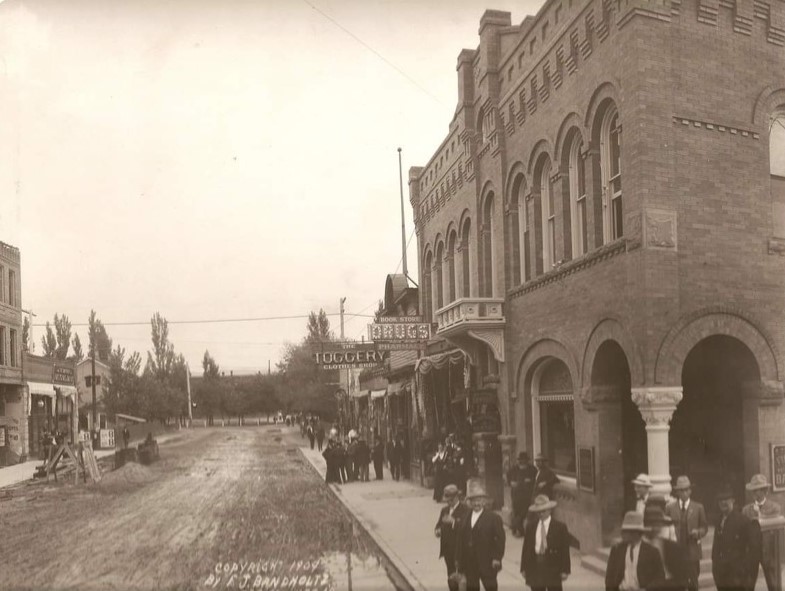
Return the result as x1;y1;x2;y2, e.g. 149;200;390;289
568;137;585;257
517;182;528;282
540;161;554;270
600;107;622;244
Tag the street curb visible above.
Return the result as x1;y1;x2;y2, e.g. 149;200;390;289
297;447;427;591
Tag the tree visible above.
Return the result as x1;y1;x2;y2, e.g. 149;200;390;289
374;299;385;321
41;323;57;358
88;310;112;362
305;308;332;343
146;312;175;381
71;333;84;362
202;350;220;380
22;316;31;352
54;314;72;360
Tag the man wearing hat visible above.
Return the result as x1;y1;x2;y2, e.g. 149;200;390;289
606;511;665;591
643;502;688;589
742;474;781;591
435;484;471;591
631;474;653;514
455;478;506;591
521;495;571;591
508;451;538;536
533;454;560;500
665;476;707;591
712;486;761;591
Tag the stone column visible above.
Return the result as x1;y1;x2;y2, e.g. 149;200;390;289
631;386;683;497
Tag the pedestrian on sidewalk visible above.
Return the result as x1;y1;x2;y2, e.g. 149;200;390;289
432;443;447;501
307;425;315;450
336;440;348;484
521;495;571;591
643;502;688;590
356;436;370;482
372;436;384;480
435;484;470;591
122;427;130;450
631;473;652;513
742;473;781;591
455;478;505;591
507;451;537;537
665;476;707;591
533;454;560;500
388;438;401;481
316;425;325;452
346;436;357;482
605;511;664;591
323;440;343;484
712;486;760;591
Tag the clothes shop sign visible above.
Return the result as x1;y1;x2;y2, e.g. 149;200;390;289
368;316;430;350
312;343;388;369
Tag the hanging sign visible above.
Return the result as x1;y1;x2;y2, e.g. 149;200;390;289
368;316;431;350
311;343;388;370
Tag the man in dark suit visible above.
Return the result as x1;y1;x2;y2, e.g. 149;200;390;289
455;478;506;591
533;454;560;500
606;511;665;591
665;476;707;591
435;484;471;591
388;438;401;481
521;495;571;591
508;451;538;536
712;486;761;591
643;502;689;590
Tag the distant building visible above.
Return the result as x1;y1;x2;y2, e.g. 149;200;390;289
409;1;785;551
76;357;112;431
0;242;23;465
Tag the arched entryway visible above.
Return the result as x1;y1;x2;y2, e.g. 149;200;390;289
590;340;646;539
670;335;760;517
532;358;577;476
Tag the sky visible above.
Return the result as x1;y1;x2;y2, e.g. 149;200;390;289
0;0;540;374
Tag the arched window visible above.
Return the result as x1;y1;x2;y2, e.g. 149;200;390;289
600;106;622;243
532;359;576;476
447;232;457;303
509;175;525;286
568;134;588;257
771;111;785;177
539;160;556;271
482;194;495;296
434;242;444;313
461;219;472;298
422;251;433;323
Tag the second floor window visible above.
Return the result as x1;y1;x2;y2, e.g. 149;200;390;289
9;330;16;367
540;160;556;270
569;136;588;257
8;270;16;307
771;112;785;177
601;107;623;242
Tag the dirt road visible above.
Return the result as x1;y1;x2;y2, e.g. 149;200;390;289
0;427;398;591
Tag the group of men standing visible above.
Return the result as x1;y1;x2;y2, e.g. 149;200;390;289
322;432;386;484
507;452;561;537
610;472;781;591
432;436;469;501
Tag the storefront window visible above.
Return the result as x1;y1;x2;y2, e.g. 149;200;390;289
535;359;576;476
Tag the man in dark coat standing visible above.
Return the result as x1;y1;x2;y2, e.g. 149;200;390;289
372;436;385;480
606;511;665;591
712;486;761;591
456;478;506;591
665;476;707;591
435;484;471;591
316;425;325;452
508;451;538;536
521;494;571;591
642;502;689;590
388;438;402;481
533;454;560;500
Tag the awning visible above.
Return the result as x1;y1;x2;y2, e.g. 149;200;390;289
27;382;55;397
350;389;370;399
387;380;410;396
371;389;387;399
55;385;78;398
416;350;465;375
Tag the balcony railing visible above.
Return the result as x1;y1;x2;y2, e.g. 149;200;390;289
435;297;505;334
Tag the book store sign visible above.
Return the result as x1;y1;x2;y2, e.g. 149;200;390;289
312;343;388;370
368;316;430;351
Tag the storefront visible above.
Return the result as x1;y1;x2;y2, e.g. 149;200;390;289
0;383;26;465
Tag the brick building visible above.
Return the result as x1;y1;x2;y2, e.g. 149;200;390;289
409;0;785;551
0;242;23;465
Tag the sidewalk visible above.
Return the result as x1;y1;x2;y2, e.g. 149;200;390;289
299;445;605;591
0;432;181;490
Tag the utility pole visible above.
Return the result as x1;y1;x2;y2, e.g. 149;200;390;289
90;343;97;432
340;297;346;341
186;363;193;426
398;147;408;279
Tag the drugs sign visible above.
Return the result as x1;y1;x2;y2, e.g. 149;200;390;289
368;316;431;348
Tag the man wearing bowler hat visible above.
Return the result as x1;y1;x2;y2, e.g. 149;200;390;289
521;495;571;591
436;484;471;591
533;454;560;500
508;451;538;536
631;474;653;514
742;474;780;591
712;486;761;591
605;511;665;591
665;476;707;591
455;478;506;591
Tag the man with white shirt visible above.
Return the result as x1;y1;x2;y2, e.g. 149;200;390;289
605;511;665;591
435;484;471;591
521;495;571;591
742;474;780;591
455;478;505;591
631;474;652;513
665;475;707;591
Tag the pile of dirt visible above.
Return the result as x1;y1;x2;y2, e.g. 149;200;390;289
98;461;156;491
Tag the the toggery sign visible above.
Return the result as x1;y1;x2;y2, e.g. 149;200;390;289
311;343;388;369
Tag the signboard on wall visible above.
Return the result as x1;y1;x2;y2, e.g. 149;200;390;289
578;446;596;493
311;343;388;370
771;443;785;492
368;316;430;349
53;364;75;385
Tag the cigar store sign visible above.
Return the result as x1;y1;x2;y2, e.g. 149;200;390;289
312;344;388;369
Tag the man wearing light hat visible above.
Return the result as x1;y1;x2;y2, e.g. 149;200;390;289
665;476;707;591
455;478;506;591
605;511;664;591
521;495;571;590
435;484;471;591
631;474;652;514
742;474;781;591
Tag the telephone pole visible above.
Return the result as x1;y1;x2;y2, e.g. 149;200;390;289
340;297;346;341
